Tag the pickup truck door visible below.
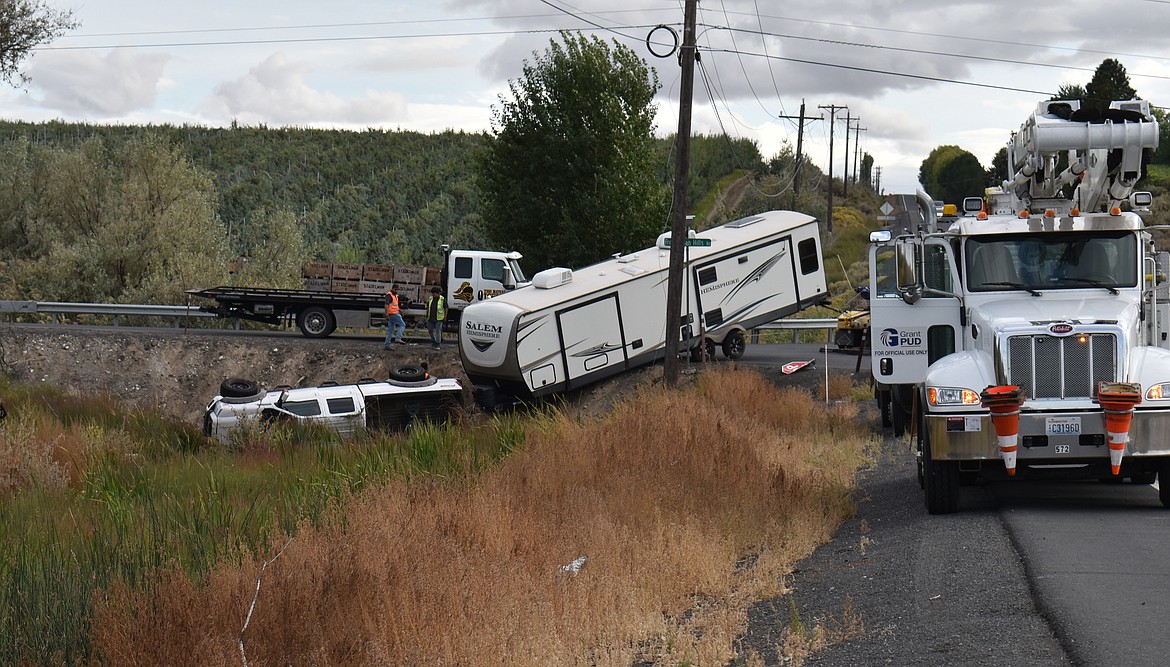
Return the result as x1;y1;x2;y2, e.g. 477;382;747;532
870;237;963;385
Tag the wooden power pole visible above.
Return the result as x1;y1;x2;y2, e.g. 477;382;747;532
818;104;847;235
663;0;698;388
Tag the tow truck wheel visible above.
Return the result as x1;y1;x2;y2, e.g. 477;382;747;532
721;330;746;360
922;422;960;514
297;306;336;338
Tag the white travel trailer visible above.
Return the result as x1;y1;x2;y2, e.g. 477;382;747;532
459;211;829;410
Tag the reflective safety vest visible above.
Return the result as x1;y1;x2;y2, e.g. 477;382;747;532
426;295;446;321
384;291;400;315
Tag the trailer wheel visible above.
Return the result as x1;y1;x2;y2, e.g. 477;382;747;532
922;419;960;514
297;306;336;338
220;377;261;399
721;330;746;360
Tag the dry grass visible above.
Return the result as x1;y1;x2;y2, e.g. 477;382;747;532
89;366;875;665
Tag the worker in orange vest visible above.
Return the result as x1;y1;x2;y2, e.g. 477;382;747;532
383;285;407;348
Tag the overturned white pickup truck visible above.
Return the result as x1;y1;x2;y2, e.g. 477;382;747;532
459;210;829;410
203;365;464;443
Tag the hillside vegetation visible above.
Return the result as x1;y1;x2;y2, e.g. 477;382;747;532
0;121;801;304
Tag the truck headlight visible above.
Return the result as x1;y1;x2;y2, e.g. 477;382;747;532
1145;383;1170;400
928;387;981;405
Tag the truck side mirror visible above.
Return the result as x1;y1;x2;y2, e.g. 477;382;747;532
502;266;516;290
895;239;923;305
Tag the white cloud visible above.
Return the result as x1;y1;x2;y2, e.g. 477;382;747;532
25;48;170;116
201;53;408;125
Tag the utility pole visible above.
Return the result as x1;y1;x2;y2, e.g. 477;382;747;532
842;112;852;200
663;0;698;388
818;104;847;235
774;100;820;210
853;125;866;188
875;166;883;194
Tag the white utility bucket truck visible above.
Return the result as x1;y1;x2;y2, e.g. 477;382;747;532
870;99;1170;513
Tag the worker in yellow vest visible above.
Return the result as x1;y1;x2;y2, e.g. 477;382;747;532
425;286;446;349
383;285;406;348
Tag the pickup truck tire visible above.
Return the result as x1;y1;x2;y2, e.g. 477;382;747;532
389;364;429;383
297;306;336;338
922;415;960;514
721;330;746;360
220;377;261;399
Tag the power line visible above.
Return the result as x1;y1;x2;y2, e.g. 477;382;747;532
701;23;1170;84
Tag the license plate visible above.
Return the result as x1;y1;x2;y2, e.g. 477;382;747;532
1046;417;1081;436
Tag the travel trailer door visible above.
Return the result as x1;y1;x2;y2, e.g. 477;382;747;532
555;294;628;387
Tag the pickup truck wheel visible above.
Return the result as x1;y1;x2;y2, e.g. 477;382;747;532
721;330;746;360
389;364;428;383
220;377;260;398
922;424;960;514
297;306;336;338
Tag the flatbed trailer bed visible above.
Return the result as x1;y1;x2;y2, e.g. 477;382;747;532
186;286;423;338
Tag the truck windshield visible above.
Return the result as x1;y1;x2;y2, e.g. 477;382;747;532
965;232;1137;292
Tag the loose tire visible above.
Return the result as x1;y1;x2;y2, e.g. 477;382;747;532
922;421;960;514
220;377;261;398
721;330;746;360
296;306;336;338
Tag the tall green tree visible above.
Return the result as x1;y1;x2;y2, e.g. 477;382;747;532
1084;58;1137;112
0;1;77;86
479;31;669;271
1052;83;1087;103
919;145;986;204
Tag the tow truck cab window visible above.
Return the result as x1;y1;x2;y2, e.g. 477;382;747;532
454;256;473;280
482;258;505;282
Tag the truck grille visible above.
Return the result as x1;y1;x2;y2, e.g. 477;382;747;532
1006;334;1116;399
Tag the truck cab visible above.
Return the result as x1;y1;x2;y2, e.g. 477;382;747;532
442;247;528;324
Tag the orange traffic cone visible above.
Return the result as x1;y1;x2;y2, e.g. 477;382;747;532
981;385;1023;476
1096;382;1142;476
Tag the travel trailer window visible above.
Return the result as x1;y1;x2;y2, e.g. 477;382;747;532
798;238;820;275
454;256;473;279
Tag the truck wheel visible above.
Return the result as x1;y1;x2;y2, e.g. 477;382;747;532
297;306;336;338
877;387;892;428
1159;461;1170;508
922;424;960;514
389;364;428;383
891;390;909;438
721;330;746;360
220;377;260;398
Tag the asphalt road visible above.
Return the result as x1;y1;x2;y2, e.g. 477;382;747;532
738;412;1170;666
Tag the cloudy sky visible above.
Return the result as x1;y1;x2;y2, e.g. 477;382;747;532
8;0;1170;195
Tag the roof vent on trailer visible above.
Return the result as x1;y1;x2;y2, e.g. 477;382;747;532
533;267;573;289
725;214;764;228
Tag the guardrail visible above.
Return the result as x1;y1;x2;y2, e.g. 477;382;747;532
0;301;839;339
0;300;220;328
